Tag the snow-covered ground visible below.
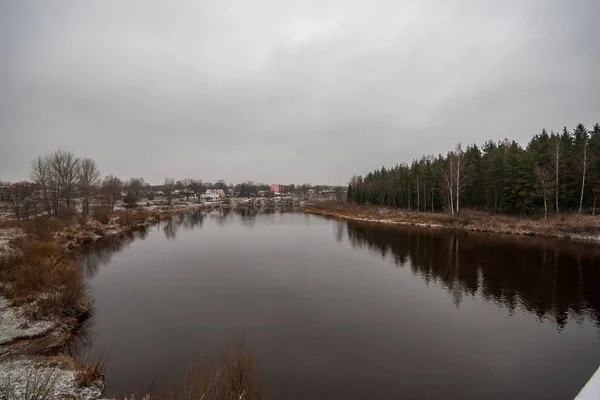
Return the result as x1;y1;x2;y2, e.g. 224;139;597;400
0;227;23;256
0;358;104;400
0;295;55;345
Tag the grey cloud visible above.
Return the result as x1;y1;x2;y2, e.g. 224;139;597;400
1;0;599;184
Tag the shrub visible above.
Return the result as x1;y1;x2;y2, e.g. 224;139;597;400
75;346;108;388
116;209;151;227
148;339;267;400
92;206;111;224
0;239;87;320
0;365;58;400
123;192;139;209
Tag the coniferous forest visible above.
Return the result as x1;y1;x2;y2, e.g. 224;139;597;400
347;123;600;217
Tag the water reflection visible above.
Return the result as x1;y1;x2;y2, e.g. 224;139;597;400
162;218;178;239
44;316;95;357
77;210;600;333
77;211;600;399
77;229;148;279
344;220;600;331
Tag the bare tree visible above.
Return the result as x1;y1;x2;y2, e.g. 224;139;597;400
101;175;122;213
189;179;202;198
29;156;52;215
78;158;100;221
180;178;198;201
164;178;176;206
29;150;80;217
334;186;345;203
127;178;146;198
46;150;80;216
454;143;466;215
579;139;590;214
3;182;36;225
444;151;455;217
535;165;554;219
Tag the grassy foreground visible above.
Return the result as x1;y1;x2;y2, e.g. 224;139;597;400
305;202;600;242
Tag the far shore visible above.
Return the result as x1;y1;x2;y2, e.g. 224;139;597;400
304;202;600;243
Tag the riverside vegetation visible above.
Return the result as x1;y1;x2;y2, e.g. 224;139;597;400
305;202;600;242
0;150;268;399
0;209;267;399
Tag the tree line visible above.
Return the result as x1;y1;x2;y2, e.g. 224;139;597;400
0;150;342;223
347;123;600;218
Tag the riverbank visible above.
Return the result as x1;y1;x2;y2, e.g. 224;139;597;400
0;205;209;399
304;202;600;242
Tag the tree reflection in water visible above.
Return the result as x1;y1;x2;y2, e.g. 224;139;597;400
76;228;148;279
76;212;209;279
343;220;600;332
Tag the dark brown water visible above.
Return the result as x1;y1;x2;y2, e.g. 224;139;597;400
77;209;600;399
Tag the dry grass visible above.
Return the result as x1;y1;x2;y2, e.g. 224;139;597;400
74;346;109;388
115;209;153;227
0;217;70;241
0;365;58;400
306;202;600;240
148;340;267;400
0;219;88;321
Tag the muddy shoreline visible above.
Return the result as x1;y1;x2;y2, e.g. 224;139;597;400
304;203;600;243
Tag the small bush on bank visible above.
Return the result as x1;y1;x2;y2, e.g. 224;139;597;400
116;209;152;227
146;340;267;400
0;239;86;320
0;365;58;400
75;347;108;388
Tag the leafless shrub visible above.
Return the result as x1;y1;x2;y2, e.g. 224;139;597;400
75;346;109;388
92;206;111;224
116;209;152;227
0;364;58;400
0;232;87;320
148;340;267;400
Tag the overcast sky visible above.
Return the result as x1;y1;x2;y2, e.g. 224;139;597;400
1;1;599;185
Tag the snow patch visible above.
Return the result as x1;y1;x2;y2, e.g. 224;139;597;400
0;228;24;256
0;358;104;400
0;295;55;345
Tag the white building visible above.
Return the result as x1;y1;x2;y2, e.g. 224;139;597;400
205;189;225;197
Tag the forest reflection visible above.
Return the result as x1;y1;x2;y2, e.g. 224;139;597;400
341;220;600;331
77;211;600;332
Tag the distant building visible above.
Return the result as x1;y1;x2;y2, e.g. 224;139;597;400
202;193;221;201
205;189;225;197
270;184;287;193
201;189;225;201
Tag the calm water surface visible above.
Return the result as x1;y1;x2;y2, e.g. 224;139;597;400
76;209;600;399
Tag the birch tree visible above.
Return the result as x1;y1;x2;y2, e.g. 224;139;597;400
575;124;590;213
550;133;562;214
454;143;466;215
444;151;455;217
535;165;553;219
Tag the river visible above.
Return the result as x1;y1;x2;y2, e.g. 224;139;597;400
75;209;600;399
